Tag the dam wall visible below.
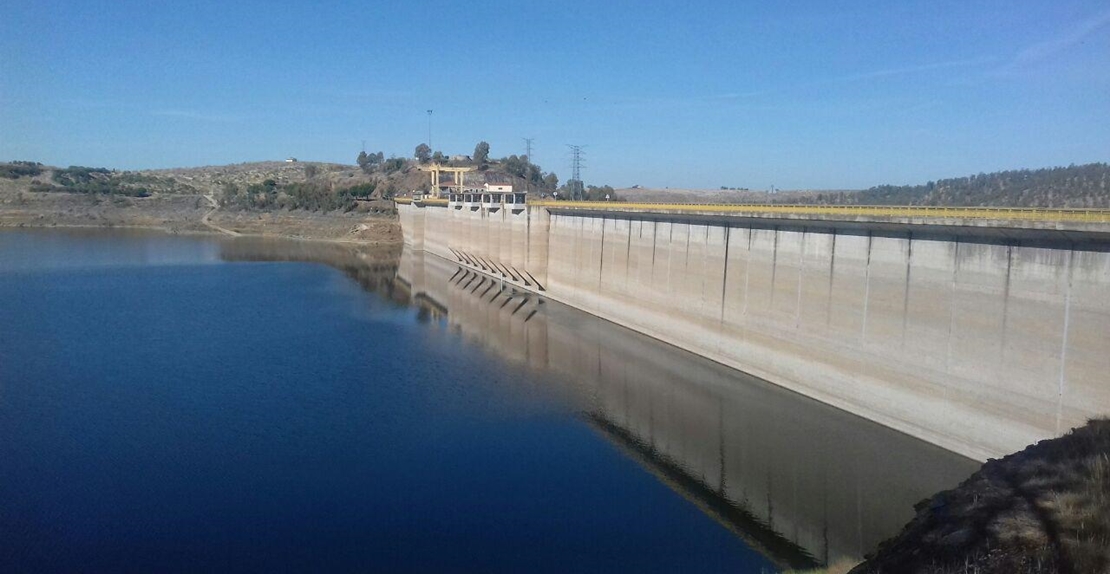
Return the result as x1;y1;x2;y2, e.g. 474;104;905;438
397;249;977;566
397;202;1110;461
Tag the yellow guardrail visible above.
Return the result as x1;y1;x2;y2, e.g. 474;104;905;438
527;200;1110;224
395;197;1110;223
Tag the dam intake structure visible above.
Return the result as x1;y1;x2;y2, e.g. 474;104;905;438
396;197;1110;461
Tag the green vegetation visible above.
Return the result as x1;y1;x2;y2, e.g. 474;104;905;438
0;161;43;179
345;182;378;199
219;178;388;212
500;155;542;185
583;184;619;201
495;154;560;193
353;143;560;195
30;166;155;197
51;166;111;186
786;163;1110;208
473;141;490;164
560;179;584;200
357;151;385;174
853;419;1110;574
382;157;405;174
552;180;620;201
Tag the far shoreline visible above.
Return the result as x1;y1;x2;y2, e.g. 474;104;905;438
0;220;404;247
0;187;402;246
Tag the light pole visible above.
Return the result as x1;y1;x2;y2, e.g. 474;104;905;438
426;110;433;150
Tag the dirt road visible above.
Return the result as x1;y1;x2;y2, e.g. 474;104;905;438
201;194;240;236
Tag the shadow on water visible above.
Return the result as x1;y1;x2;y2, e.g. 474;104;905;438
220;237;403;300
218;238;980;570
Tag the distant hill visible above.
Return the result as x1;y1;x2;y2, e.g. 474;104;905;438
613;186;839;204
5;160;1108;209
785;163;1110;208
1;156;558;213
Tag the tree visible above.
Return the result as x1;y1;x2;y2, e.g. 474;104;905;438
382;157;405;174
357;151;377;174
415;143;432;163
502;154;526;177
432;151;445;163
565;179;584;200
473;141;490;164
543;172;559;190
584;184;616;201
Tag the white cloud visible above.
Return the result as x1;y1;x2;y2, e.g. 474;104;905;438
150;109;243;122
995;9;1110;74
833;57;995;83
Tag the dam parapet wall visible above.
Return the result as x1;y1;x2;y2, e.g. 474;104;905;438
397;200;1110;461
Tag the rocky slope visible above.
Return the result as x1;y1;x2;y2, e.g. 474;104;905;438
852;419;1110;574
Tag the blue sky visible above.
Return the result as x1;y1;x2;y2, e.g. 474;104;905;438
1;1;1108;189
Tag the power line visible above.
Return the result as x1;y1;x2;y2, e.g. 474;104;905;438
522;138;534;161
566;144;585;181
566;144;586;200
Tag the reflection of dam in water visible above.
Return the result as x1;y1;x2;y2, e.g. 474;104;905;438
397;246;978;566
220;237;403;297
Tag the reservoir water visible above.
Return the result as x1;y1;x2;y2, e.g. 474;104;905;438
0;230;979;572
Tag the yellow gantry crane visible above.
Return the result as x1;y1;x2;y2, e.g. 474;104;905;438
417;163;477;198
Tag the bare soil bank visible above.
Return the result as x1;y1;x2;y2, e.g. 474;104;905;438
852;419;1110;574
206;210;400;243
0;188;400;244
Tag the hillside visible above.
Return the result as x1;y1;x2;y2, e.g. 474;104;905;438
1;154;556;208
5;160;1109;214
146;160;418;201
147;156;557;210
852;419;1110;574
0;153;565;241
612;186;838;204
783;163;1110;208
0;160;401;242
611;164;1110;208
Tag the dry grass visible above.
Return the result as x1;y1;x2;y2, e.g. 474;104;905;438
851;419;1110;574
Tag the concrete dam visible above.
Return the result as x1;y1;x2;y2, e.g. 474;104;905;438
395;247;978;567
396;198;1110;461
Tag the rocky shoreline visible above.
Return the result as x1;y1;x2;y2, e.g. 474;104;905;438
851;420;1110;574
0;189;401;245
